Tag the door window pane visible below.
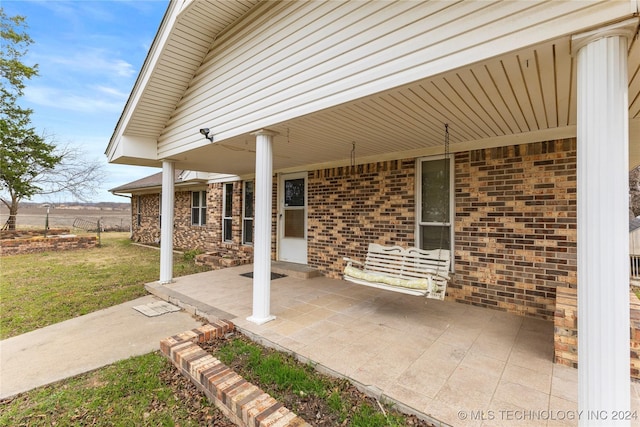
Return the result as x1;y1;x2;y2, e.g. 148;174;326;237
284;179;305;207
284;210;305;238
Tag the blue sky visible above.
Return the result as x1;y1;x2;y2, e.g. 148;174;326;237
2;0;169;203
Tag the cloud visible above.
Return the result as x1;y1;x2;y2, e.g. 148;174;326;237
25;85;126;114
33;49;136;79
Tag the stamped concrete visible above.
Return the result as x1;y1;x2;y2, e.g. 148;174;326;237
147;264;640;427
0;295;201;400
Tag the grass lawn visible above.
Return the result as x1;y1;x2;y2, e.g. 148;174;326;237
0;232;208;339
0;352;228;427
0;232;432;426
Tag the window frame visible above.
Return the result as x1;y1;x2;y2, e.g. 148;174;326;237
136;195;142;227
191;190;207;226
222;182;234;243
242;181;254;246
416;155;454;270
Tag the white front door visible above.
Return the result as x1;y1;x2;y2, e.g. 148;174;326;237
278;172;307;264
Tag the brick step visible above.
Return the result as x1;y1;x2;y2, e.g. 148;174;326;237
160;322;311;427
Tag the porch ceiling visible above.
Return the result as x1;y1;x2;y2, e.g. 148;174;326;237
169;33;640;176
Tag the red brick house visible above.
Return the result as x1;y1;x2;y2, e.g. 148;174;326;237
106;0;640;418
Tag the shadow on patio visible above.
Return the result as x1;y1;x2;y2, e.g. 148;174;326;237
147;263;638;427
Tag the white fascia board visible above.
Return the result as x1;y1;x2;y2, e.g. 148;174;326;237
108;135;159;167
106;0;184;159
206;173;242;183
178;170;210;182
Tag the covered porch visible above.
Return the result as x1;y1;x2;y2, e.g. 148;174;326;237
146;264;640;427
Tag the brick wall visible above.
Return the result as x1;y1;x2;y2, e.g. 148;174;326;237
308;160;416;277
132;191;211;251
173;191;211;251
132;194;161;244
0;234;98;255
452;139;577;320
554;286;578;368
133;139;577;324
198;182;255;267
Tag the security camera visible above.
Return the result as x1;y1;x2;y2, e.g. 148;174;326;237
199;128;213;141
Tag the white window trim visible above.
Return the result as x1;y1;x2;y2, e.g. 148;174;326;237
222;183;234;243
416;155;454;271
191;190;207;226
242;181;254;246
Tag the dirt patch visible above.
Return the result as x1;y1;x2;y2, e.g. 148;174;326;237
159;361;237;426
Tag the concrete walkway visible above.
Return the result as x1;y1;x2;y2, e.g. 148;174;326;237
0;295;201;400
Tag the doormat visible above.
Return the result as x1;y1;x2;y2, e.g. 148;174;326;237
240;272;287;280
133;300;181;317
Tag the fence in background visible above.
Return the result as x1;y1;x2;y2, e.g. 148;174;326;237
0;213;130;232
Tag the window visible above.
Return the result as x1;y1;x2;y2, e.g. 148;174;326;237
136;195;141;226
283;178;305;238
223;183;234;242
191;191;207;226
417;157;453;254
242;181;254;245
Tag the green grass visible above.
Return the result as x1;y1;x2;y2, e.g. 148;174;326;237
0;232;209;339
0;352;216;427
0;233;421;426
217;338;329;399
213;336;410;426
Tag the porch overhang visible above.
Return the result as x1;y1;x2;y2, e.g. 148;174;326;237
106;1;640;174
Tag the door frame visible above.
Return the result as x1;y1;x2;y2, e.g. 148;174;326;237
277;171;308;264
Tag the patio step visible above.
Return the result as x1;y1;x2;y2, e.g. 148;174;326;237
271;261;321;279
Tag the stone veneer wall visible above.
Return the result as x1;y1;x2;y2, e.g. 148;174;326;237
132;191;211;251
0;234;98;255
452;139;577;321
307;160;416;278
132;193;161;244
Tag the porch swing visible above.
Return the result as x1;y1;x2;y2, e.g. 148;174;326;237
342;125;452;300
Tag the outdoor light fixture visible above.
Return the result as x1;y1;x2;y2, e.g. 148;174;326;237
199;128;213;142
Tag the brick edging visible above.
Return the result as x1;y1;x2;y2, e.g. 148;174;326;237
160;321;311;427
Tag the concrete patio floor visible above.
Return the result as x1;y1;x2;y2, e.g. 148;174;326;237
147;263;640;427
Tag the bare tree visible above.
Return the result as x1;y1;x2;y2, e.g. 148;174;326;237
32;142;106;201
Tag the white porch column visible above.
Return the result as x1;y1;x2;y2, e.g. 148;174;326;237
573;19;636;426
247;129;278;325
159;160;175;284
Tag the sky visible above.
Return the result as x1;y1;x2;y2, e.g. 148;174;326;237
2;0;169;203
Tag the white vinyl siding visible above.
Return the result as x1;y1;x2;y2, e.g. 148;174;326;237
156;0;631;158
